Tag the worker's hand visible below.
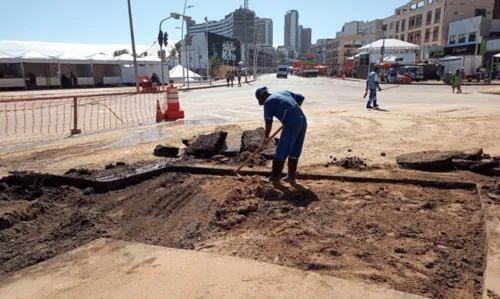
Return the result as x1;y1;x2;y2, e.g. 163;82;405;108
365;88;368;92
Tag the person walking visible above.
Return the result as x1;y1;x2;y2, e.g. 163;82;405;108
150;73;158;90
365;66;382;109
225;71;230;87
230;71;235;87
237;71;242;87
454;69;462;94
255;87;307;186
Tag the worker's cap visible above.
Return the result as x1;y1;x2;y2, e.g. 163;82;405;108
255;87;268;101
461;67;465;69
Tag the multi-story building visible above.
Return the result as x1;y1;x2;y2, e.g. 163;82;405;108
336;21;365;38
255;17;273;47
186;8;255;44
298;25;303;53
359;19;384;46
331;36;364;70
284;10;300;51
382;0;497;60
300;27;312;55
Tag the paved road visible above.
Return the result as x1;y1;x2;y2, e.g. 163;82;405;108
178;74;495;123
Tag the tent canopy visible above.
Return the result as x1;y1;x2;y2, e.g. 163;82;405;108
494;53;500;58
381;55;402;63
439;56;462;62
169;65;201;79
19;51;56;63
358;39;420;52
56;52;91;64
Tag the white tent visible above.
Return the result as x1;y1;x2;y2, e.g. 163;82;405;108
381;55;402;63
112;54;135;62
358;39;420;52
55;52;91;64
19;51;56;63
86;53;116;64
0;50;21;63
136;56;161;63
169;65;201;79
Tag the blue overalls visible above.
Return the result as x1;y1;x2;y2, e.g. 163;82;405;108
264;91;307;162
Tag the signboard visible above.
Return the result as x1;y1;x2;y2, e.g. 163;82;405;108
444;44;476;56
314;52;323;63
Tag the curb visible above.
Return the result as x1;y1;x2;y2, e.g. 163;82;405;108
178;79;256;92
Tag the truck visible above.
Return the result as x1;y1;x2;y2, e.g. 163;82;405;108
438;56;482;82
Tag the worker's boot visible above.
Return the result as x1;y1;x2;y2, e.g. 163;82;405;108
263;159;285;187
284;158;298;185
373;100;379;108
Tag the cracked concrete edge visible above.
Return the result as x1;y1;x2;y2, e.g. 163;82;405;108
478;184;500;299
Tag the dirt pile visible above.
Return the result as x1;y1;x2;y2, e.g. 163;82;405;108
153;145;180;158
483;180;500;205
325;156;369;170
0;173;486;299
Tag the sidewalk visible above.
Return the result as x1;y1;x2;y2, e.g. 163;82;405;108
330;77;500;86
480;86;500;95
178;78;256;91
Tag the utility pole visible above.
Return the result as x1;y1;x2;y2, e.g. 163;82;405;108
205;16;211;84
127;0;140;91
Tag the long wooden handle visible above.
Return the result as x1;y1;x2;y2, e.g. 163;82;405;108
235;126;284;173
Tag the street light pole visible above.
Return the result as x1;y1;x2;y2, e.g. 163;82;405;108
205;16;211;85
181;2;194;89
127;0;140;91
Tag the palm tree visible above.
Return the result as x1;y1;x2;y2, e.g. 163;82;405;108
175;41;182;64
168;48;178;64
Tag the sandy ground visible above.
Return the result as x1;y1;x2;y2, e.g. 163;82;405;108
0;173;486;299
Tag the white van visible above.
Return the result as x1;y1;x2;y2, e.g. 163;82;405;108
277;65;288;78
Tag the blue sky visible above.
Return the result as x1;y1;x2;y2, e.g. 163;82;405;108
0;0;409;46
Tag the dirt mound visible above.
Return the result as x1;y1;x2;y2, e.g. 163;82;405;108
0;174;485;299
326;157;368;170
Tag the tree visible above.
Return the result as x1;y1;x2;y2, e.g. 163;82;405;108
168;48;178;63
113;49;129;57
209;55;222;77
157;50;166;62
138;51;148;58
278;52;287;64
175;41;182;63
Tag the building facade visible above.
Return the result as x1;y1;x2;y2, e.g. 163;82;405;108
359;19;384;46
255;17;273;47
300;27;312;55
285;10;300;51
186;8;255;44
382;0;496;60
336;21;364;38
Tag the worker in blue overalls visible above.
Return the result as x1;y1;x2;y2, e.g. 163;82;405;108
255;87;307;186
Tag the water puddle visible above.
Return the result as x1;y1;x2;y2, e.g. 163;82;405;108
103;126;173;149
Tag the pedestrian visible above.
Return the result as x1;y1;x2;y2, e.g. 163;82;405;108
255;87;307;187
150;73;158;90
365;66;382;109
70;72;78;88
225;71;230;87
454;69;462;94
230;71;235;87
459;67;466;84
237;71;242;87
450;71;456;93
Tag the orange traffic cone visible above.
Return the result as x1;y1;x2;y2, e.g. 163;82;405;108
156;100;163;123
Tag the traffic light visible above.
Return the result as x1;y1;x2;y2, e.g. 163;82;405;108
163;32;168;47
158;30;164;47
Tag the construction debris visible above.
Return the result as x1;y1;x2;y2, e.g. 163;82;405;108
186;131;228;158
154;145;180;158
397;149;499;175
216;125;243;157
241;127;266;153
326;157;368;170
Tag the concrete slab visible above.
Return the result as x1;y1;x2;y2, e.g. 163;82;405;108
0;239;427;299
216;124;243;156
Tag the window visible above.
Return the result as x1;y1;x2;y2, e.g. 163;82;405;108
469;32;477;42
428;0;433;3
401;34;405;41
433;27;439;41
427;11;432;25
435;8;441;23
425;29;431;42
409;33;414;42
395;35;399;39
449;35;456;44
389;35;394;38
409;17;415;29
458;34;466;43
415;32;421;43
382;24;387;31
475;8;487;17
416;15;423;26
401;19;406;31
390;22;394;30
411;4;417;10
396;9;401;15
396;21;400;33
